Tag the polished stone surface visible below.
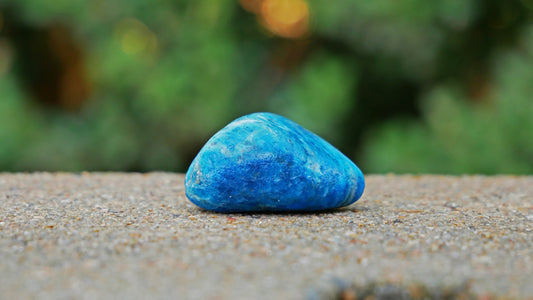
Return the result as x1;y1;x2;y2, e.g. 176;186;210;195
185;112;365;212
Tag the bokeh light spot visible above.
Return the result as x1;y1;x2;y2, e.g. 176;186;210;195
114;18;158;59
260;0;310;39
239;0;263;14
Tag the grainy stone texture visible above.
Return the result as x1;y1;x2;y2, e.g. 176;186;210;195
0;173;532;299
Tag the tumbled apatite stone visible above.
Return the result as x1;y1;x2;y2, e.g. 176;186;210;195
185;112;365;212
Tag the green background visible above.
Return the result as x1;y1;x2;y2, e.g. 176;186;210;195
0;0;532;174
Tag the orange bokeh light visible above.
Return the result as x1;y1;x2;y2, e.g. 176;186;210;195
239;0;263;14
246;0;309;39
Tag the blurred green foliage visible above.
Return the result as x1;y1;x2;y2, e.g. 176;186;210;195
0;0;532;173
364;27;533;174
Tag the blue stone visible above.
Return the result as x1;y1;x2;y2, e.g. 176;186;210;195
185;112;365;212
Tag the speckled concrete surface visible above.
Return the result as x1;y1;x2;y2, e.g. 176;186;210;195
0;173;532;299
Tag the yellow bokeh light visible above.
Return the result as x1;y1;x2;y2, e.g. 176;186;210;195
114;18;158;59
260;0;310;39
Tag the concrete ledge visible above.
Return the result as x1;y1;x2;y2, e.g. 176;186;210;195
1;173;532;299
